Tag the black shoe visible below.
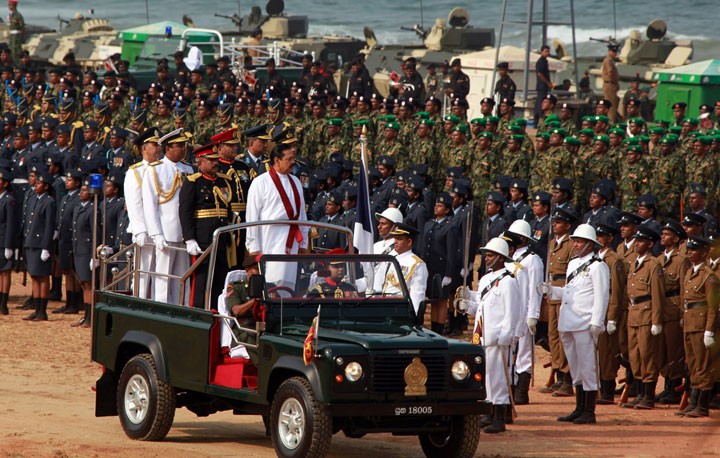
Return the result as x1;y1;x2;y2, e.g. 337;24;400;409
573;390;597;424
0;292;8;315
675;389;699;416
62;304;81;314
22;298;39;321
635;382;657;410
558;385;585;422
686;390;712;418
597;380;615;405
72;303;90;328
479;412;494;428
659;379;683;405
483;405;506;433
32;299;48;321
17;297;33;310
48;290;62;301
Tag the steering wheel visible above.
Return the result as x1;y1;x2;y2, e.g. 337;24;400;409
267;285;295;298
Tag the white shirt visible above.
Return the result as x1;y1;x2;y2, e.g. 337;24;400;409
141;156;193;242
549;251;610;331
124;159;149;236
373;237;395;255
513;246;544;322
467;267;522;347
382;249;428;313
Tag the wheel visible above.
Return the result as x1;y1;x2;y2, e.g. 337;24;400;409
116;353;176;441
270;376;332;458
267;285;296;298
419;415;481;458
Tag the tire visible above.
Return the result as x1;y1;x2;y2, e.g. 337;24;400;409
419;415;481;458
270;376;332;458
116;353;176;441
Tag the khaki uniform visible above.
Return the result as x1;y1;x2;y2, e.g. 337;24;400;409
601;55;619;123
546;234;573;373
681;264;718;389
598;249;626;380
616;241;637;356
626;256;665;382
657;250;690;380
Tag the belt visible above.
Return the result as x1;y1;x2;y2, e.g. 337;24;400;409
231;202;246;212
684;301;707;310
552;274;566;281
194;209;228;219
666;288;680;298
629;294;651;306
12;178;28;184
9;30;21;35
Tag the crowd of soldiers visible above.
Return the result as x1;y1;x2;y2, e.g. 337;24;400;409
0;19;717;427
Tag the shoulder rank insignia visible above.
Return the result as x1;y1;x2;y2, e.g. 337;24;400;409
186;172;202;182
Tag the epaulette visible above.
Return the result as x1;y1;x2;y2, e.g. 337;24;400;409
103;126;111;133
72;120;84;128
411;254;424;263
186;172;202;182
128;162;143;170
149;160;163;166
216;172;230;179
182;160;191;166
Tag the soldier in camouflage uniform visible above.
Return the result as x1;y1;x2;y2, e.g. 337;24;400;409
652;134;685;219
7;0;25;64
685;136;718;208
470;131;501;201
607;127;625;162
349;119;373;163
320;118;349;164
151;98;175;135
440;114;460;152
562;136;587;208
304;100;328;167
647;126;666;160
442;124;471;171
585;135;618;191
532;127;575;194
484;116;506;152
376;121;406;170
558;103;576;137
192;99;216;148
411;118;436;170
576;128;595;162
497;97;515;134
617;144;651;211
502;134;530;182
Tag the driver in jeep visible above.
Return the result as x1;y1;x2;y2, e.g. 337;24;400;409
226;255;261;363
307;260;358;299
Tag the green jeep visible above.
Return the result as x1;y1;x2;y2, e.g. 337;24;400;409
92;222;490;458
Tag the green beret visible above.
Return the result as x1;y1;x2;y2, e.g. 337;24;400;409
649;127;666;135
545;120;562;129
478;131;494;140
353;119;370;126
582;115;596;124
622;137;639;145
564;136;581;146
509;134;525;143
418;118;435;127
695;136;713;145
443;114;461;124
594;134;610;144
470;117;486;125
545;114;560;123
638;135;650;143
608;127;625;136
654;119;670;127
452;124;469;133
578;128;595;136
628;117;646;126
594;114;609;123
385;121;400;130
413;111;430;119
327;118;343;126
614;122;628;130
511;118;528;127
535;132;550;140
550;127;567;137
668;126;683;135
506;124;523;133
484;116;500;124
683;117;699;126
688;131;702;138
659;134;678;145
626;144;643;153
378;114;397;122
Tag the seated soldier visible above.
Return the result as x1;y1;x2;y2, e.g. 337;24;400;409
307;258;358;298
225;255;261;364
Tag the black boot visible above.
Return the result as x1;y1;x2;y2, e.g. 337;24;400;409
0;292;8;315
621;380;645;408
659;379;683;404
17;296;33;310
710;384;720;410
32;299;48;321
72;303;90;327
627;373;638;397
515;372;532;405
675;389;699;416
22;298;39;320
479;405;494;427
655;377;671;402
49;276;62;301
635;381;657;409
686;390;712;418
558;385;585;422
504;404;514;424
447;315;462;337
483;404;506;433
54;289;71;313
597;380;615;405
573;390;597;424
63;291;81;314
430;321;444;335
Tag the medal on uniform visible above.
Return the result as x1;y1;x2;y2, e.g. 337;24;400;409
472;319;482;345
334;288;343;299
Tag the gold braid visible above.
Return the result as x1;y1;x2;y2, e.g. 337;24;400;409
153;168;183;205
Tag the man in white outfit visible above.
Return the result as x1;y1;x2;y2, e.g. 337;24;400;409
467;237;522;434
245;139;308;290
142;129;194;304
124;128;160;299
546;224;610;425
506;219;544;405
381;223;428;317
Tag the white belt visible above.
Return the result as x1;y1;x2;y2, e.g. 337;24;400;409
12;178;27;184
9;30;21;35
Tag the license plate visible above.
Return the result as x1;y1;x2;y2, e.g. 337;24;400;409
394;405;434;416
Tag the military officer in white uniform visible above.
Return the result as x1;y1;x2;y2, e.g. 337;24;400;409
546;224;610;425
467;237;522;434
142;129;194;304
381;223;428;316
373;207;403;254
124;128;160;299
506;219;544;405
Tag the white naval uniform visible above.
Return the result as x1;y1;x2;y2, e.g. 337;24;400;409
511;247;544;376
381;249;428;314
368;237;396;293
245;169;308;289
141;156;194;305
467;267;522;405
548;252;610;391
124;160;154;299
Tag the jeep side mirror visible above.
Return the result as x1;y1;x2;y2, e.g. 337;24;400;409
248;275;265;299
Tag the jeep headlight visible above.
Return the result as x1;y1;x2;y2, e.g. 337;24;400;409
451;360;470;381
344;362;363;382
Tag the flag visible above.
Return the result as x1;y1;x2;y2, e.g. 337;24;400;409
303;305;321;366
353;136;374;255
389;71;400;83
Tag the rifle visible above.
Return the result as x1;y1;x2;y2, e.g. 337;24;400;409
543;361;554;388
214;13;242;27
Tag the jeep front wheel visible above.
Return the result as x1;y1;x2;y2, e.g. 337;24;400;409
419;415;481;458
117;353;176;441
270;376;332;458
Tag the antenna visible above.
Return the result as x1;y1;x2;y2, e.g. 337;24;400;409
419;0;424;30
612;0;617;39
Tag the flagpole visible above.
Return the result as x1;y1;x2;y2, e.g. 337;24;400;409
314;304;321;357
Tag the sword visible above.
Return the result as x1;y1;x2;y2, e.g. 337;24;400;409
500;346;518;420
453;201;474;314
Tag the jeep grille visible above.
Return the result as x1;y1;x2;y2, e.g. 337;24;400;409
369;352;448;393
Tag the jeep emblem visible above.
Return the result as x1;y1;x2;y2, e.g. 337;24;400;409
404;357;428;396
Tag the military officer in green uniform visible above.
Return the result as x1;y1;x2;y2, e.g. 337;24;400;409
411;118;436;170
152;98;175;135
7;0;24;64
617;144;650;211
193;99;217;148
652;134;685;219
532;127;574;194
585;135;618;190
684;136;718;208
321;118;349;164
307;258;358;298
469;132;501;200
502;134;530;182
226;254;261;364
442;124;470;171
376;121;406;170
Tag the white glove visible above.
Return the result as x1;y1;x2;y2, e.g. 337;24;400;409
589;325;603;342
152;235;167;250
135;232;147;247
679;319;683;328
606;320;617;335
651;324;662;336
53;230;59;241
704;331;715;348
4;248;12;260
185;239;202;256
89;258;99;270
441;276;452;287
101;246;114;256
540;281;551;295
40;249;51;261
527;317;537;335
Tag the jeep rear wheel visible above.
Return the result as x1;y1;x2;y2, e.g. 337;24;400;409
117;353;176;441
270;376;331;458
419;415;481;458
